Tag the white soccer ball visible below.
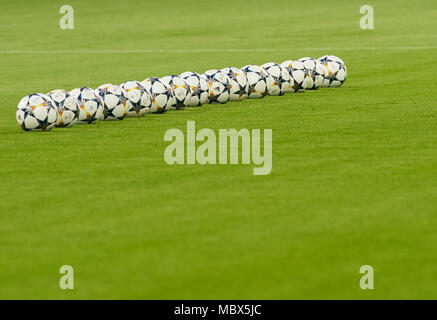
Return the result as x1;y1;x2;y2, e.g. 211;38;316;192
280;60;307;93
47;89;79;127
201;69;230;104
120;81;151;117
161;75;191;110
141;77;171;113
298;57;325;90
180;71;209;106
241;65;268;99
320;55;347;71
261;62;291;96
95;84;130;121
70;87;104;124
317;55;347;87
221;67;249;101
16;93;59;132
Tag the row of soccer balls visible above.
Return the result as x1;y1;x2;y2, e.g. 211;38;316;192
16;55;347;132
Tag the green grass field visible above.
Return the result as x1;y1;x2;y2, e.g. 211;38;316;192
1;0;437;299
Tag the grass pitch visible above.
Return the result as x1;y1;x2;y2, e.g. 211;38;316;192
1;0;437;299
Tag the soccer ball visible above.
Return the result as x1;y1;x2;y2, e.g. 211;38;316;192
180;71;209;106
221;67;248;101
141;77;171;113
317;55;347;87
261;62;291;96
161;75;191;110
319;55;347;71
201;70;230;104
95;84;130;121
47;89;79;127
120;81;151;117
16;93;59;132
298;57;325;90
280;60;307;93
70;87;104;124
241;65;268;99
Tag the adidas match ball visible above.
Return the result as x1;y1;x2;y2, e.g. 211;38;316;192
261;62;291;96
280;60;307;93
241;65;268;99
318;55;347;87
161;75;191;110
16;93;59;132
47;89;79;127
95;84;130;121
180;71;209;106
70;87;103;124
201;70;230;104
298;57;325;90
141;77;171;113
221;67;249;101
120;81;151;117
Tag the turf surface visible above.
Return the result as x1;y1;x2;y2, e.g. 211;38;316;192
1;0;437;299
